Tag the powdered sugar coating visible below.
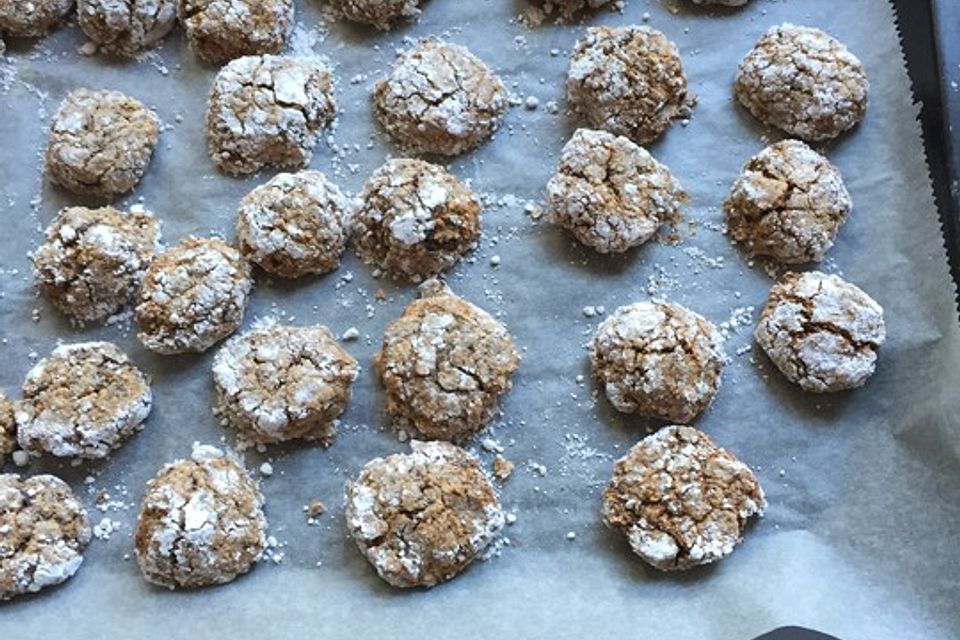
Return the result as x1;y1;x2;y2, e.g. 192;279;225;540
77;0;176;56
0;0;72;36
344;440;504;588
735;24;868;141
602;426;765;571
373;38;509;156
374;280;520;442
135;237;252;355
0;395;16;465
567;26;694;145
212;321;359;446
134;444;267;589
754;271;886;393
206;55;336;176
0;474;91;600
547;128;686;253
333;0;422;30
591;301;725;423
178;0;292;63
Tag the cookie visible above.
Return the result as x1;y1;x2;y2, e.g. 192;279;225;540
212;320;359;446
178;0;292;63
77;0;177;56
45;88;159;199
591;301;724;423
333;0;421;30
352;159;481;281
32;205;162;325
374;279;520;442
373;38;508;156
206;55;337;176
546;128;686;253
0;394;16;465
540;0;616;18
735;24;868;141
135;237;253;355
602;425;764;571
344;440;504;588
0;0;72;37
15;342;152;460
134;444;267;589
567;26;694;145
754;271;886;392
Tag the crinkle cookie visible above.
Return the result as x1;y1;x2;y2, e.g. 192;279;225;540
591;301;724;423
725;140;851;264
374;280;520;442
735;24;868;141
0;474;91;600
546;128;686;253
754;271;886;393
333;0;422;30
178;0;292;63
135;237;252;355
345;440;504;588
15;342;151;460
206;55;337;176
567;26;694;145
236;171;351;278
212;321;359;446
0;394;16;465
77;0;177;56
540;0;617;18
45;88;159;199
373;38;509;156
134;444;267;589
0;0;73;37
32;205;162;325
602;425;764;571
352;159;480;281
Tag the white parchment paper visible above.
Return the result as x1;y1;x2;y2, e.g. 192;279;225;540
0;1;958;638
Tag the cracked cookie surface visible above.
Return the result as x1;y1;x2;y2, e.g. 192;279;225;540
78;0;177;56
333;0;422;30
374;280;520;442
45;88;159;199
591;301;724;423
15;342;152;460
735;24;868;141
373;38;508;156
567;26;694;145
32;205;162;324
0;0;73;36
0;395;16;464
602;425;764;571
0;474;91;600
134;444;266;589
754;271;885;392
212;320;359;446
547;128;686;253
345;440;504;588
135;237;252;355
206;55;336;175
725;140;850;264
352;159;480;281
178;0;292;63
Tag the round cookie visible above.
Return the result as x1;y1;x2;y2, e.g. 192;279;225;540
602;425;765;571
212;321;359;446
754;271;886;393
0;394;15;465
546;128;686;253
135;237;252;355
236;171;351;278
591;301;724;424
0;0;72;37
206;55;337;176
344;440;504;588
735;24;868;141
724;140;851;264
134;444;266;589
352;159;481;281
32;205;162;325
77;0;177;56
45;88;159;199
177;0;292;64
374;280;520;442
541;0;616;18
373;38;509;156
0;474;91;600
333;0;422;30
15;342;152;460
567;26;694;145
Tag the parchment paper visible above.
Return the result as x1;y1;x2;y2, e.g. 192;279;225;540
1;1;958;638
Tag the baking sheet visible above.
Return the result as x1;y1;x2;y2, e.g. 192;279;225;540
1;1;959;638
